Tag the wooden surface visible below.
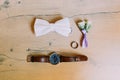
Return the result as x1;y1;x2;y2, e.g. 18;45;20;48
0;0;120;80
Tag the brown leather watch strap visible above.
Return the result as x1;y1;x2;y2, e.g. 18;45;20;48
27;55;49;62
60;55;88;62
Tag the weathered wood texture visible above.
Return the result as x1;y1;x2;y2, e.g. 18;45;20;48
0;0;120;80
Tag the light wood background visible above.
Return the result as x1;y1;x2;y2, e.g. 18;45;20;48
0;0;120;80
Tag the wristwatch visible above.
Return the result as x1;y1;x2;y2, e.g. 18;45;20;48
27;52;88;65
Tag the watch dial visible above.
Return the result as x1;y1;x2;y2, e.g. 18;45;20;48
49;53;60;65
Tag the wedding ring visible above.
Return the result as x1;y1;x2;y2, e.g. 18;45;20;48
71;41;78;49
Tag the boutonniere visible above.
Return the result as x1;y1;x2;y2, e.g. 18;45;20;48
78;20;91;48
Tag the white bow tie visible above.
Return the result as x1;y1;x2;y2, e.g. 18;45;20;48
34;18;72;37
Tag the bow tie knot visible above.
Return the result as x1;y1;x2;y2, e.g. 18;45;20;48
49;23;56;31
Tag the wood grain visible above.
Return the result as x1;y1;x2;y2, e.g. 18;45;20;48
0;0;120;80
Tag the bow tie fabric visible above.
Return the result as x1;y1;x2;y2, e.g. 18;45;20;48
78;20;91;48
34;18;72;37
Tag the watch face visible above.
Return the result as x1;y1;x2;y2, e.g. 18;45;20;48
49;53;60;65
